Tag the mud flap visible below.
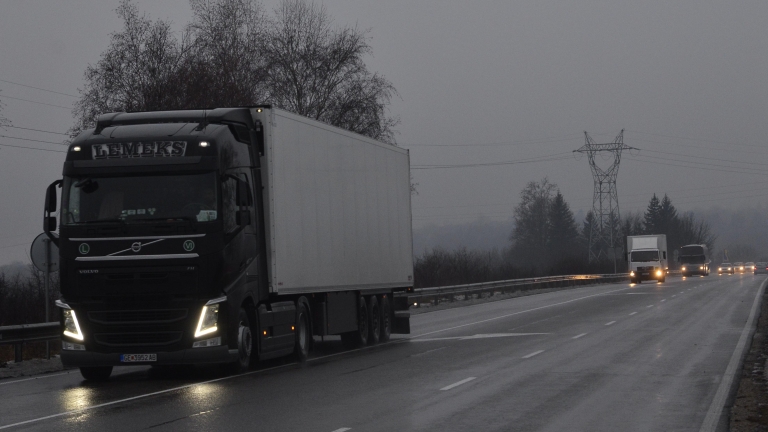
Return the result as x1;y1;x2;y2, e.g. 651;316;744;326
392;311;410;334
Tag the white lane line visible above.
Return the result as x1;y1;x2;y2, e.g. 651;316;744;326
647;305;654;308
605;321;616;326
572;333;588;339
331;428;352;432
440;377;476;391
1;285;638;429
672;295;677;298
0;371;75;386
410;285;637;340
661;299;667;302
700;279;767;432
0;362;294;430
629;312;637;316
680;292;685;294
522;350;544;359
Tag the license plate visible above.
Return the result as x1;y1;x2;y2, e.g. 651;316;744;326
120;354;157;362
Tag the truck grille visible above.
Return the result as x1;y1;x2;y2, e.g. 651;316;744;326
88;309;188;325
93;332;182;347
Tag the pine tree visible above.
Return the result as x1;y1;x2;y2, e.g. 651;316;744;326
643;194;661;234
657;194;678;235
547;192;580;263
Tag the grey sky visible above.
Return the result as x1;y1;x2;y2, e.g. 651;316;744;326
1;0;767;264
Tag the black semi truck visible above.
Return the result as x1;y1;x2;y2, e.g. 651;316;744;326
45;107;413;380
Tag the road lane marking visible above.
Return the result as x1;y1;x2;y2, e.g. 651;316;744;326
410;285;637;340
440;377;476;391
0;362;294;430
412;333;548;342
647;305;654;308
661;299;666;302
522;350;544;359
0;371;74;386
672;295;677;298
572;333;587;339
0;284;638;429
411;347;447;357
629;312;637;316
331;428;351;432
605;321;616;326
700;278;767;432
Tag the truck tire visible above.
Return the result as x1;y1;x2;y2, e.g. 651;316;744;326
225;307;253;374
341;296;369;348
368;296;381;345
79;366;112;381
379;295;392;342
295;302;311;361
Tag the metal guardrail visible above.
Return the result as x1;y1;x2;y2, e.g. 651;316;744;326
0;322;59;363
402;273;630;307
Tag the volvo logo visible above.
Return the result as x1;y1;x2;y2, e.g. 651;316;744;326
131;242;142;253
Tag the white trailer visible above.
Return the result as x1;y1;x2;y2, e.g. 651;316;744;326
627;234;668;283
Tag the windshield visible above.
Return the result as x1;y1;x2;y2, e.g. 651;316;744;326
681;246;704;256
62;173;218;225
680;255;707;264
631;250;659;262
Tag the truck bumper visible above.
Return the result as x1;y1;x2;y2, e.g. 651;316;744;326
60;345;238;367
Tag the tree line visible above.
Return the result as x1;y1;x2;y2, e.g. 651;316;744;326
70;0;398;143
414;178;716;288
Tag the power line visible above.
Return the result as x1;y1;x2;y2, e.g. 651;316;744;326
0;135;67;146
404;135;577;148
412;152;573;169
0;95;72;110
0;78;78;98
5;125;69;136
0;142;67;153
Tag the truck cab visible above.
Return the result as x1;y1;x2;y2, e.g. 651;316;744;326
627;235;668;283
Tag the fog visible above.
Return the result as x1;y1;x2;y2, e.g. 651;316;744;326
1;0;767;265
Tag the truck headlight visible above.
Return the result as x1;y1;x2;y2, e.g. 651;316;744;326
195;304;220;338
699;266;704;270
61;308;84;341
681;267;686;271
629;271;635;276
656;270;662;277
195;297;226;338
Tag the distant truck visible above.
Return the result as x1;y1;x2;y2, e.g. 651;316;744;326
627;235;668;283
44;107;413;380
679;244;710;277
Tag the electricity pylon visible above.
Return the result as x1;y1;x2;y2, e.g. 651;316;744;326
574;130;636;272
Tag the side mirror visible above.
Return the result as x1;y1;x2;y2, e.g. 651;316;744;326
43;179;63;245
45;216;56;232
236;180;251;207
45;182;58;213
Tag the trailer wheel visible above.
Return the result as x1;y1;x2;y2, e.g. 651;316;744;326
368;296;380;345
79;366;112;381
225;307;253;374
295;303;311;361
379;295;392;342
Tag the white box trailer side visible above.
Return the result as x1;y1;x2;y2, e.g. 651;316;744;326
253;108;414;295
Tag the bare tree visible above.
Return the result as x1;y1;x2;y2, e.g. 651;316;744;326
70;0;193;137
71;0;399;143
263;0;399;143
0;91;10;130
186;0;268;107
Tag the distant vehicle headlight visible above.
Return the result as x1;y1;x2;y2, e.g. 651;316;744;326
700;266;704;270
630;271;635;277
656;270;663;277
681;267;686;271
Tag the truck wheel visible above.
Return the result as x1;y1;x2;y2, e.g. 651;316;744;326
379;295;392;342
368;296;380;345
295;303;311;361
79;366;112;381
226;307;253;374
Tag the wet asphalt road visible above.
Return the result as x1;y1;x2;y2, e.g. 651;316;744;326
1;273;765;431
